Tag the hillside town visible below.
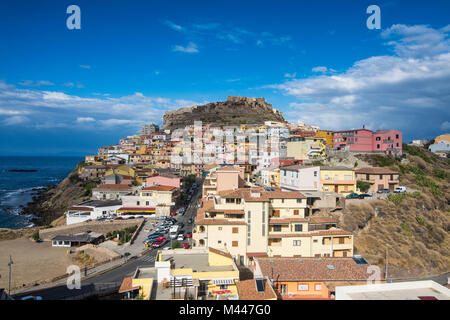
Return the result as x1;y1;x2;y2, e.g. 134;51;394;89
5;97;445;301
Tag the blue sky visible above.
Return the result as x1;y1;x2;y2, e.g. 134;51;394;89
0;0;449;155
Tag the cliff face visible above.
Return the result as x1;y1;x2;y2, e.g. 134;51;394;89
163;96;286;130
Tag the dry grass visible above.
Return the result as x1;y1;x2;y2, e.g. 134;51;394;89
337;149;450;278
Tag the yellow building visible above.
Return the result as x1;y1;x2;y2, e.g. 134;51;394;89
155;247;240;300
320;166;356;194
105;165;135;178
286;137;326;160
314;130;334;147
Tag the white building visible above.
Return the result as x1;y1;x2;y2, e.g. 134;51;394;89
280;165;321;192
65;200;122;225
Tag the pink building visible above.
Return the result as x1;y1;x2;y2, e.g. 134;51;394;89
333;127;402;155
145;175;180;189
216;166;245;192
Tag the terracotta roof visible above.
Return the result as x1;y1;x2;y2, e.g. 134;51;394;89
218;187;306;201
208;247;232;259
355;167;398;174
237;279;278;300
94;184;132;190
309;216;339;224
246;252;268;257
67;206;94;212
142;185;177;192
256;257;372;282
268;228;352;238
118;276;138;293
269;217;308;224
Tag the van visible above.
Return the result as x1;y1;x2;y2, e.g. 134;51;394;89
169;225;180;239
394;186;407;193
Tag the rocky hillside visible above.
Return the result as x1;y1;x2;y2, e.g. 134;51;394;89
163;96;286;130
334;146;449;279
21;167;98;227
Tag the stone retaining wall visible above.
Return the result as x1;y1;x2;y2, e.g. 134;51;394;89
39;219;144;241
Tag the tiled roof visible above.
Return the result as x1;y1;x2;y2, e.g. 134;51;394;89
208;247;232;259
257;257;371;281
118;276;138;293
94;184;131;190
142;185;177;192
237;279;278;300
218;187;306;201
355;167;398;174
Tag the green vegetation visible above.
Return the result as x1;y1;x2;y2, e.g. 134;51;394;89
432;168;448;180
387;191;421;205
172;241;182;249
32;231;40;241
354;161;358;168
183;174;196;190
83;182;97;196
402;143;434;163
106;225;138;244
69;173;82;183
400;222;411;236
371;154;398;167
357;180;371;193
415;216;426;226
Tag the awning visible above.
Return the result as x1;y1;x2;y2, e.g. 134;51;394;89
212;279;235;285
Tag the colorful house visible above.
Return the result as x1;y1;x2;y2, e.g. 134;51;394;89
314;130;334;147
254;257;373;300
320;166;356;194
355;167;399;192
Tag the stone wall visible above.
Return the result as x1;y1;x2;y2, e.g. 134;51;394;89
39;219;144;241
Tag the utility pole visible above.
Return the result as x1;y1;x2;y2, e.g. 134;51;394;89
8;255;13;295
385;247;388;281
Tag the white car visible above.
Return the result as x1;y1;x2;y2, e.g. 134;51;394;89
394;186;407;193
177;234;185;241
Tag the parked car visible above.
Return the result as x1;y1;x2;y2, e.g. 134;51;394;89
152;239;166;248
394;186;407;193
114;217;123;220
177;234;185;241
187;218;193;224
182;242;190;249
136;216;145;219
170;211;177;216
377;188;390;194
358;193;372;199
185;232;192;238
177;221;184;228
346;193;360;199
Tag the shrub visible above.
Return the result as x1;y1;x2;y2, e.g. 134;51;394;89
400;222;411;236
387;193;407;206
402;143;433;163
433;168;448;180
32;231;40;241
69;173;81;183
172;241;182;249
416;216;426;226
357;180;371;193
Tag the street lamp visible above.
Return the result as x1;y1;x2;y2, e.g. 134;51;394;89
8;255;13;295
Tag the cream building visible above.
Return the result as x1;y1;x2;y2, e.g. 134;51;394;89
193;187;353;266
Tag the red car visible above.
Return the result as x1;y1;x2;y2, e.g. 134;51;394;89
185;232;192;238
152;237;166;248
182;242;190;249
170;211;177;216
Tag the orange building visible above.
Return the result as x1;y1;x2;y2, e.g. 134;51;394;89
254;257;374;300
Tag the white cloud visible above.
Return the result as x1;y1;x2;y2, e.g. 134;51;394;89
173;42;199;53
3;115;29;125
19;80;55;87
76;117;95;123
441;121;450;131
163;20;183;32
267;24;450;137
284;72;297;78
79;65;91;69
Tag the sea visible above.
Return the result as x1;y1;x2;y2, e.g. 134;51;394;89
0;156;82;229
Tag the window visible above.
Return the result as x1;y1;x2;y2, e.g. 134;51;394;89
376;137;381;141
296;199;302;203
293;240;301;246
315;284;322;291
232;241;238;247
218;240;222;244
293;209;299;215
396;134;399;139
298;284;309;291
339;237;345;244
313;239;318;243
314;171;317;177
146;201;149;206
136;201;140;206
377;144;380;149
219;285;228;290
281;199;284;203
294;224;303;232
232;227;238;234
218;227;222;231
273;225;282;232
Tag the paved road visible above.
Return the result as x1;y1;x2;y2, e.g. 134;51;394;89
13;181;202;300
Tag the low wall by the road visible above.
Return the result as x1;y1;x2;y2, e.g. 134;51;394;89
39;219;144;241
